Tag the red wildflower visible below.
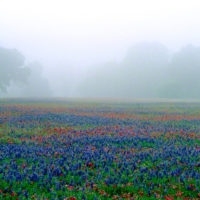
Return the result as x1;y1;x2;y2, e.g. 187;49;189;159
66;186;74;190
69;197;76;200
88;163;93;167
172;185;177;189
139;191;144;197
164;195;174;200
176;191;184;196
99;190;105;195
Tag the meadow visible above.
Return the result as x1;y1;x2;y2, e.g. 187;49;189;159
0;99;200;200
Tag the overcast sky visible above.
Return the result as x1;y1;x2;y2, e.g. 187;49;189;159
1;0;200;96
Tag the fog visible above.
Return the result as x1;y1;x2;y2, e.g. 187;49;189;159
1;0;200;99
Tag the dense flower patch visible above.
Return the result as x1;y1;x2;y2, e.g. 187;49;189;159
0;99;200;199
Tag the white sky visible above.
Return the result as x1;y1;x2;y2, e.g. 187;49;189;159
1;0;200;94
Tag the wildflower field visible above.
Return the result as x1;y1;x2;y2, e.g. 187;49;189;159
0;99;200;200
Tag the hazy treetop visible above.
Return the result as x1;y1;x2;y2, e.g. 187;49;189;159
0;47;28;92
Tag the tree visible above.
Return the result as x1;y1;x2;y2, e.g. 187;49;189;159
0;46;52;97
161;45;200;98
19;62;52;97
121;42;169;98
79;42;169;98
0;47;30;92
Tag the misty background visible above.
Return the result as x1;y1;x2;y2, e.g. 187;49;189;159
1;0;200;99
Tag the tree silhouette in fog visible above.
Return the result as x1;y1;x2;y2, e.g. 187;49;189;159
161;45;200;98
80;42;169;98
79;42;200;99
0;47;30;92
0;46;52;97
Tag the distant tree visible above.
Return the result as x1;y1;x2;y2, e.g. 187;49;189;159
79;42;169;98
121;42;169;98
161;45;200;98
0;46;52;97
0;47;30;92
20;62;52;97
